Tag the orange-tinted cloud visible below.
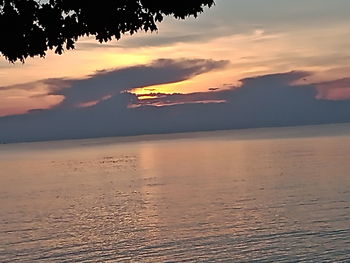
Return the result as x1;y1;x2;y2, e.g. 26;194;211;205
4;71;350;143
0;58;228;116
315;78;350;100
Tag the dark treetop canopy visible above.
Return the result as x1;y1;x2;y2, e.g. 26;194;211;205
0;0;215;62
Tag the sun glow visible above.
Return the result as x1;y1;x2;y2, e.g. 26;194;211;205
131;80;194;97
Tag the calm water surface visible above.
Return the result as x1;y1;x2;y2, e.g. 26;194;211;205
1;125;350;262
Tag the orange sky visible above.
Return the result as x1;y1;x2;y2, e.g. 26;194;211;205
1;0;350;116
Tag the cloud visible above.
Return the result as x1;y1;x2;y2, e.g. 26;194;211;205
0;58;229;115
315;78;350;101
73;0;350;51
2;70;350;143
77;33;213;50
134;90;230;107
134;71;310;107
49;58;229;108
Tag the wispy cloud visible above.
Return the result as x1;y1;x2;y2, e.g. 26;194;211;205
50;58;229;108
0;58;229;115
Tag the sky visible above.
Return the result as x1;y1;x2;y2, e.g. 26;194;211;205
1;0;350;142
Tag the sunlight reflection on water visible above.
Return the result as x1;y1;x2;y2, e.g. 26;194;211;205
1;126;350;262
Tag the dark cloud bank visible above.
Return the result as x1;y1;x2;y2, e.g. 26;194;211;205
1;59;350;143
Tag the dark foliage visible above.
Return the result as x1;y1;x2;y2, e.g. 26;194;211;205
0;0;215;62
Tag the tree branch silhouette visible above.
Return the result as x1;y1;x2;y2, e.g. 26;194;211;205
0;0;215;62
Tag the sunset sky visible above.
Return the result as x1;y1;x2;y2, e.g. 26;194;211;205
1;0;350;142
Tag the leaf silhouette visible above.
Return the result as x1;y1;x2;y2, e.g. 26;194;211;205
0;0;215;62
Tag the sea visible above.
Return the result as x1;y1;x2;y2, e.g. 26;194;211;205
1;124;350;262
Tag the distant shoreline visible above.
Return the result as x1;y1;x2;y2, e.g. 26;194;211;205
1;122;350;148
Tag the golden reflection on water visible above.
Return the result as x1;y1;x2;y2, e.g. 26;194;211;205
1;127;350;261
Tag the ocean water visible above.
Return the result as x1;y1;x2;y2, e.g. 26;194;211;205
1;124;350;262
